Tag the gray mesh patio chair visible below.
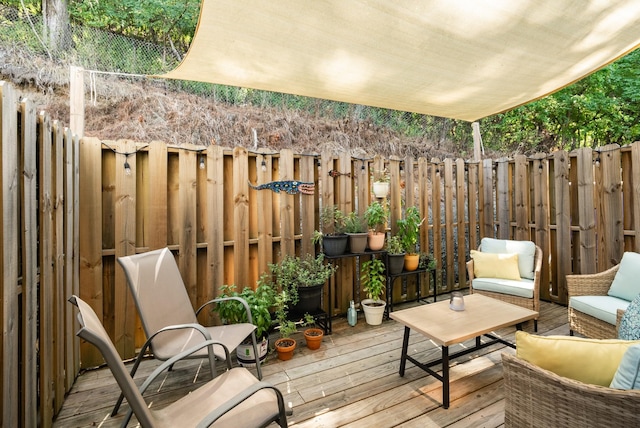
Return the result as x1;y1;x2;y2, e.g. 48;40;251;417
113;248;261;415
69;295;288;428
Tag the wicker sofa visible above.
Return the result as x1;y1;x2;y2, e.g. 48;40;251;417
567;264;627;339
502;352;640;427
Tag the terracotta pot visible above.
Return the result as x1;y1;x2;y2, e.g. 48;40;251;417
274;338;296;361
404;254;419;271
367;231;386;251
304;328;324;350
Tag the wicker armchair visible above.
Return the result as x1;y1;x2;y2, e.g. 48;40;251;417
567;264;626;339
502;352;640;427
467;243;542;331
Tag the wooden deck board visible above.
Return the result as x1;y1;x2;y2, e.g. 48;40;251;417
53;297;570;428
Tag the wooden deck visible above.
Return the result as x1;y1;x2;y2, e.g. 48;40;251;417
53;295;569;427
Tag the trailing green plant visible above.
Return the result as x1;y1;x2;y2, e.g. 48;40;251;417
263;253;337;309
274;290;297;339
386;235;404;254
397;206;424;255
361;258;386;301
364;201;389;233
214;281;276;339
418;252;436;271
344;211;368;234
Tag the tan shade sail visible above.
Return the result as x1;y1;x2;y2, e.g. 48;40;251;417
160;0;640;122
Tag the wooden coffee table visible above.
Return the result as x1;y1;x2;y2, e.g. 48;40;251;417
390;293;538;408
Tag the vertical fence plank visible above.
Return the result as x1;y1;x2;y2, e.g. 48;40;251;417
514;155;529;240
443;159;455;290
279;149;295;257
255;151;274;274
63;128;76;391
404;155;415;208
418;157;430;294
576;148;596;273
455;158;466;287
38;113;55;422
533;156;550;299
300;155;316;256
233;147;250;286
553;150;571;302
337;152;354;309
1;81;19;428
600;145;624;266
389;158;402;234
467;162;479;252
179;146;198;304
481;159;494;238
496;161;509;239
207;146;225;293
52;121;65;412
148;141;168;250
20;98;38;427
113;140;137;358
431;158;443;289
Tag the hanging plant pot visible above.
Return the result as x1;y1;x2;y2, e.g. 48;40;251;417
367;231;386;251
304;328;324;350
274;338;296;361
404;254;419;271
347;232;369;253
361;299;387;325
322;234;348;256
372;181;390;198
236;336;269;367
387;253;406;275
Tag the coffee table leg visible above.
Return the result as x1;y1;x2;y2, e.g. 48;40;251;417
442;345;450;409
399;326;410;376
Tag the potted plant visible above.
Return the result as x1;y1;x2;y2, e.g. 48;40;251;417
397;206;424;271
213;282;276;367
312;205;348;256
344;211;369;253
372;168;390;198
360;258;387;325
385;235;405;275
364;201;388;251
265;253;337;315
302;313;324;350
418;252;436;272
273;290;297;361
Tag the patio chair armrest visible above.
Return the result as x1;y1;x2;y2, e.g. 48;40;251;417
466;259;475;283
566;264;619;297
138;339;231;395
196;296;254;324
195;381;289;428
617;308;626;329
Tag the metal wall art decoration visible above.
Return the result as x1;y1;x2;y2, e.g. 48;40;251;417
248;180;315;195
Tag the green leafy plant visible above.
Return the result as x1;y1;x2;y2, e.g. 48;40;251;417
274;290;297;339
263;253;337;308
361;258;386;301
397;206;424;255
344;211;368;234
419;252;436;271
214;282;276;339
320;205;347;235
364;201;389;233
386;235;404;254
371;167;390;183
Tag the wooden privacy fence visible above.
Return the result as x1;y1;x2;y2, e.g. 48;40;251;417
1;82;79;427
3;74;640;426
78;138;640;368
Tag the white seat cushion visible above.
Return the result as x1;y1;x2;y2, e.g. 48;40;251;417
472;277;534;298
570;295;630;325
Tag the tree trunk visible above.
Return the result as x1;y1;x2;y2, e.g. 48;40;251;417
42;0;71;53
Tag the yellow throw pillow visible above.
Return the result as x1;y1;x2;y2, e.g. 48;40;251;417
515;331;640;386
470;250;521;280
